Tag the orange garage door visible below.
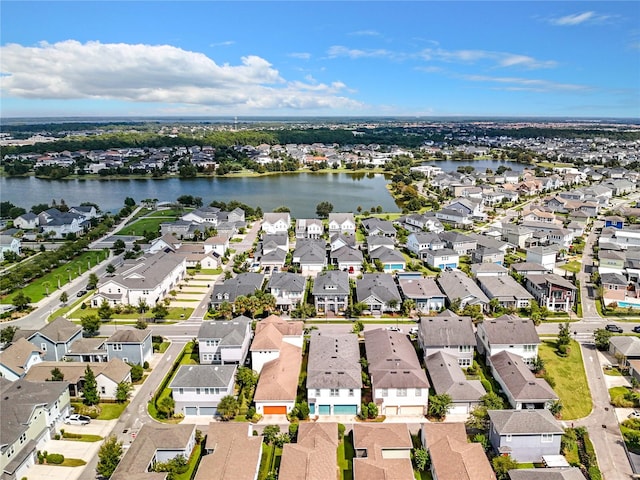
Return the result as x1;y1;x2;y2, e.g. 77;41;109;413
263;406;287;414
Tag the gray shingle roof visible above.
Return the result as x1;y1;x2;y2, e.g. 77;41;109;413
197;317;251;346
488;408;564;435
507;468;587;480
211;273;265;303
478;276;534;301
356;273;401;304
312;270;350;296
98;251;184;290
169;364;236;388
398;277;444;300
307;332;362;389
31;316;81;343
106;328;151;344
419;312;476;347
490;351;557;402
267;272;306;293
425;351;485;401
436;271;489;305
481;315;540;345
600;272;628;286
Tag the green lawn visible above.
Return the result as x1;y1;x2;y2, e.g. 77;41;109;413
559;261;582;274
118;216;175;236
70;307;193;321
174;442;202;480
338;433;355;480
1;250;109;305
538;340;592;419
58;458;87;467
609;386;636;407
258;443;282;480
97;402;129;420
61;432;103;442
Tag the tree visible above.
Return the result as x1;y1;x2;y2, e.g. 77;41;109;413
115;381;133;403
50;367;64;381
315;201;334;218
236;367;259;391
217;301;233;319
137;298;149;314
112;239;126;254
557;322;571;347
106;264;116;275
87;272;100;289
428;393;453;421
401;299;416;317
130;363;144;382
367;402;378;419
449;297;461;314
594;328;612;350
263;425;281;444
492;455;518;480
352;320;364;334
43;281;51;296
12;291;31;311
81;314;101;337
96;435;123;479
152;303;169;320
60;291;69;305
157;396;175;418
97;299;113;320
0;326;18;344
217;395;239;421
124;197;136;207
481;391;505;410
82;365;100;406
412;447;429;471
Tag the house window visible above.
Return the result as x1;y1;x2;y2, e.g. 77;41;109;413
196;388;201;395
397;388;407;397
348;389;355;397
505;434;512;442
101;386;106;394
541;434;553;443
179;388;184;395
113;343;122;351
315;389;321;397
41;343;47;351
19;433;26;444
381;389;388;397
415;389;422;396
524;344;536;352
458;345;472;353
330;389;339;397
459;358;471;367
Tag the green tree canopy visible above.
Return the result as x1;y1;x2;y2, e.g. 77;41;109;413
315;201;334;218
82;365;100;406
81;314;101;337
96;435;123;479
217;395;239;421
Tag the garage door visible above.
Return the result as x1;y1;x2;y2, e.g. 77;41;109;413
390;264;404;271
448;404;469;415
199;407;217;416
184;407;197;416
263;406;287;415
318;405;331;415
334;405;357;415
385;405;398;415
400;406;425;415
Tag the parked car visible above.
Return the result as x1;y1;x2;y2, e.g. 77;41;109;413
629;411;640;419
386;326;402;332
409;326;419;336
633;325;640;334
64;414;91;425
605;324;623;333
76;290;87;297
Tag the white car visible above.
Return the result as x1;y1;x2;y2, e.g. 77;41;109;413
64;414;91;425
386;326;403;333
629;411;640;419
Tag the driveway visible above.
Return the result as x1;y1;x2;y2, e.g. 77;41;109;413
62;419;117;437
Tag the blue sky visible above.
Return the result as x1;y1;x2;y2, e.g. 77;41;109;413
1;1;639;118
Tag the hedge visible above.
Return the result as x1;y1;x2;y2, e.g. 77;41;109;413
46;453;65;464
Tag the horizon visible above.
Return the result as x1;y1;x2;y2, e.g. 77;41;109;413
2;1;639;119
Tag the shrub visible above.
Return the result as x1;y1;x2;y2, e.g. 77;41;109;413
54;434;60;440
360;403;369;420
130;363;144;382
338;423;346;440
46;453;65;464
556;344;569;357
143;361;149;370
246;407;256;421
480;379;493;393
588;466;602;480
288;423;299;441
367;402;378;419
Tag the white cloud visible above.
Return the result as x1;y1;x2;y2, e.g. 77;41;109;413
288;52;311;60
0;40;363;111
349;30;381;37
549;11;613;26
463;74;590;92
326;45;400;60
209;40;235;47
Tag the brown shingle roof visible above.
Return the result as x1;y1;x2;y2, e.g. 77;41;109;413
0;338;42;376
24;358;131;384
279;423;339;480
352;423;414;480
253;342;302;402
250;315;303;351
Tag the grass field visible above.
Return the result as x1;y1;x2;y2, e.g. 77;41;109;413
58;458;87;467
117;216;175;236
338;433;355;480
70;307;193;321
97;402;129;420
559;260;582;274
61;433;103;442
539;340;592;419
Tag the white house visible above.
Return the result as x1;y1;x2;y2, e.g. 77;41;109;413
477;315;541;367
250;315;304;374
526;246;559;271
197;316;252;365
261;212;291;234
328;213;356;235
0;235;21;261
0;338;43;381
169;364;237;416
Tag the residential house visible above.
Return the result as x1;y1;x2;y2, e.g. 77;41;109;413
476;315;540;366
295;218;324;239
435;208;473;227
330;245;364;274
356;273;402;313
489;351;558;410
24;358;131;399
424;248;460;270
605;215;625;229
508;468;587;480
250;315;304;374
401;213;444;233
477;275;533;309
600;272;627;306
597;250;625;274
488;409;564;462
105;328;152;366
254;341;302;415
425;352;485;414
330;233;356;252
210;273;265;309
397;276;446;313
471;263;509;278
328;213;356;235
0;378;70;480
92;251;186;307
510;262;550;276
267;272;306;312
421;423;496;480
12;212;38;230
27;317;82;362
609;336;640;367
261;212;291;234
292;239;327;274
0;338;43;381
501;224;534;249
255;234;288;273
524;274;577;312
361;218;396;238
406;232;446;257
418;310;476;367
111;424;196;480
279;423;338;480
0;236;20;261
204;235;230;257
436;270;490;311
64;337;107;363
526;246;559;271
472;246;505;265
170;364;237;416
195;423;263;480
352;423;414;480
307;332;362;416
364;328;430;416
446;198;484;220
197;316;252;365
312;270;350;314
440;231;478;255
369;247;406;272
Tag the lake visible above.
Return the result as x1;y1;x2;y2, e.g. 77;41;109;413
421;158;526;172
1;172;401;217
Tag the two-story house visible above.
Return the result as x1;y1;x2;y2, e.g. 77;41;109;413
210;273;265;310
436;271;490;311
352;423;414;480
197;316;252;365
361;217;396;238
355;273;402;313
328;213;356;236
439;231;478;255
364;328;429;416
477;275;533;309
0;338;43;381
476;315;540;366
307;332;362;416
418;310;476;367
312;270;350;315
27;317;82;362
292;239;327;274
250;315;304;374
295;218;324;239
253;340;302;416
267;272;307;312
397;276;446;313
169;364;237;416
524;274;577;312
279;423;337;480
261;212;291;234
105;328;153;366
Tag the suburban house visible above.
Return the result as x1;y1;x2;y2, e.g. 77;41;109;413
295;218;324;239
508;468;587;480
600;272;628;306
418;310;476;367
369;247;406;272
511;262;551;277
352;423;414;480
598;250;626;274
197;316;252;365
195;422;263;480
63;337;107;363
425;351;485;414
605;215;625;229
424;247;460;270
27;317;82;362
250;315;304;374
24;358;131;399
13;212;38;230
406;232;446;258
526;246;559;271
471;263;509;278
400;212;444;233
488;409;564;462
92;251;186;307
397;276;446;313
437;270;490;311
210;273;265;309
440;231;478;255
307;332;362;416
279;423;338;480
292;239;327;274
364;328;430;416
501;224;534;249
266;272;306;312
255;234;288;272
253;341;302;415
421;423;496;480
361;217;396;238
609;336;640;367
0;378;71;480
204;235;230;257
105;328;153;366
489;351;558;410
472;246;505;265
261;212;291;234
0;338;43;381
169;364;237;416
0;235;21;261
477;275;533;309
328;213;356;235
524;274;577;312
111;423;196;480
366;235;395;253
355;273;402;313
330;245;364;274
312;270;350;315
476;315;540;366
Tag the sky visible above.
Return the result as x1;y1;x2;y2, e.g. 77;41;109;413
1;1;639;119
